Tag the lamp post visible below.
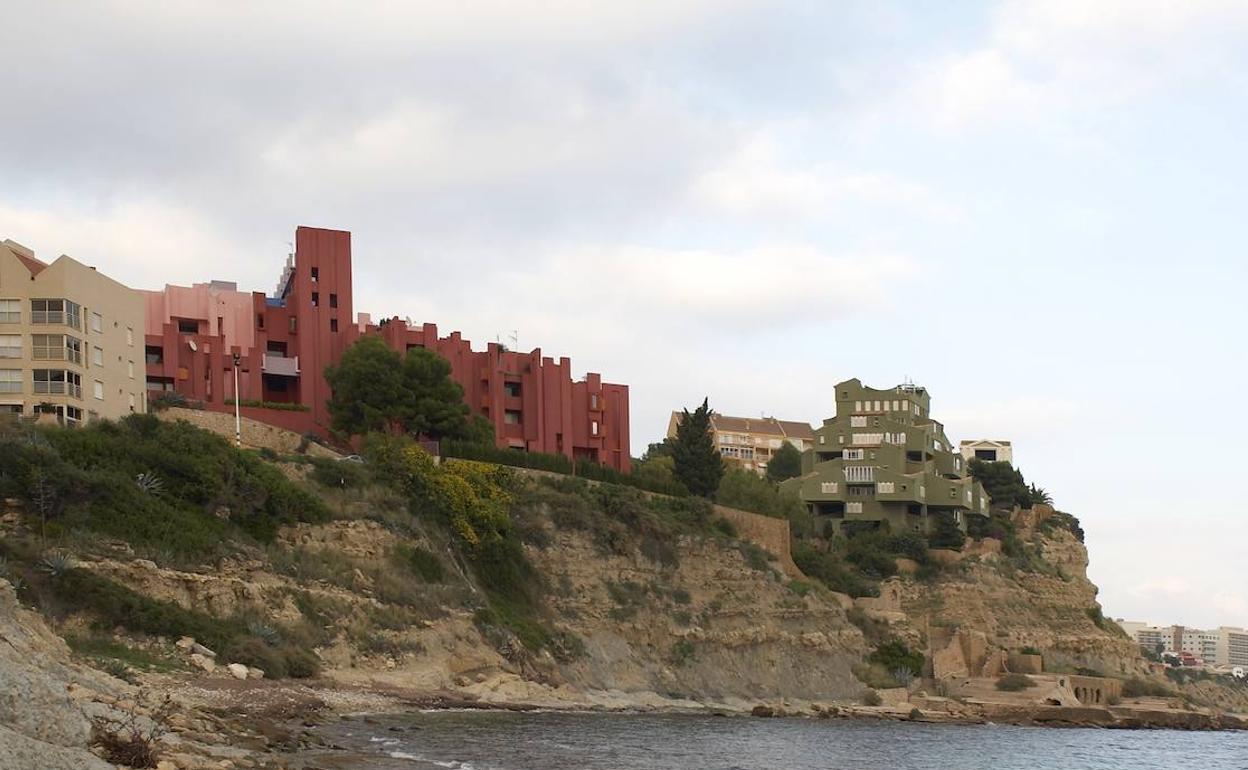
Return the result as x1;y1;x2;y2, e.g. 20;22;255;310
232;352;242;448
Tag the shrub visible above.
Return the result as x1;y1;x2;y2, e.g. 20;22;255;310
308;456;371;489
996;673;1036;691
868;640;924;678
398;544;447;583
671;639;696;666
928;512;966;550
792;544;878;598
862;690;883;706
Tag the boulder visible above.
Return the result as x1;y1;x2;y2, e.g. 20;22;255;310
190;653;216;673
190;643;217;658
176;636;196;651
246;667;265;680
226;663;249;680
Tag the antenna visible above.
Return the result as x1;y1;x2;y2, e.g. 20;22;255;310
509;330;519;350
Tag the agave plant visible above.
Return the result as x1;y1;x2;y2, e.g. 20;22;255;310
247;620;281;646
8;576;26;594
135;472;165;495
39;550;75;578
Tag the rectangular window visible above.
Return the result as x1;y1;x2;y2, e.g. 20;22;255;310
126;327;133;346
850;415;867;428
128;360;134;379
0;369;20;393
31;334;62;360
33;369;82;398
877;482;895;493
329;318;338;332
504;409;522;425
854;400;861;412
0;299;18;323
310;266;319;282
91;312;103;332
0;334;19;358
65;336;82;365
846;502;864;514
93;380;104;400
311;291;319;307
504;382;521;398
289;316;297;333
129;393;136;411
31;298;80;328
144;345;161;364
93;346;104;366
1;403;22;415
844;448;865;460
820;482;839;494
177;319;198;334
329;293;338;308
591;420;600;436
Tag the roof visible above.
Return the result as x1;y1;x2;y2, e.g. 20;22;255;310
669;411;814;439
2;239;48;277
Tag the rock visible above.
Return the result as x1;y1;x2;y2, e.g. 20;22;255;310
176;636;196;651
0;723;114;770
246;667;265;680
191;643;217;658
157;761;179;770
751;705;776;718
190;653;216;672
226;663;249;680
134;559;158;570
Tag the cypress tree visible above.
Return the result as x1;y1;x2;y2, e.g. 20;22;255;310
672;398;724;497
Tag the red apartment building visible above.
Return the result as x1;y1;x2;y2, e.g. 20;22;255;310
143;226;630;470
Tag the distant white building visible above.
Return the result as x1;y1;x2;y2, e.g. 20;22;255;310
1117;621;1248;666
960;439;1013;464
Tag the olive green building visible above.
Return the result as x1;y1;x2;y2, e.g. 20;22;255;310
780;378;989;535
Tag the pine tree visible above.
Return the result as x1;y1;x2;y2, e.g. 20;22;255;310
671;398;724;498
765;441;803;482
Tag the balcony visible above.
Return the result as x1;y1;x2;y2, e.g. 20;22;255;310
844;465;875;483
262;353;300;376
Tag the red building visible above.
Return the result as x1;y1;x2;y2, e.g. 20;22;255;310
143;226;630;470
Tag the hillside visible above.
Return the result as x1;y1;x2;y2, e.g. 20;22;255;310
0;416;1244;768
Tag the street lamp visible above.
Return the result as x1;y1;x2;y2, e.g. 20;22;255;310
232;352;242;448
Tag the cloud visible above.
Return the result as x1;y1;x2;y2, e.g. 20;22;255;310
690;133;962;222
902;0;1248;130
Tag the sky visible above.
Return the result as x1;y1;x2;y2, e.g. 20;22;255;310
2;1;1245;630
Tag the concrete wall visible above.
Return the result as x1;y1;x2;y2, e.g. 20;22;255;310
712;504;802;579
157;406;339;458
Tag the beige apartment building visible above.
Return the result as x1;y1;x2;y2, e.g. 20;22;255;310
960;439;1013;464
1118;620;1248;667
666;412;814;475
1;239;146;424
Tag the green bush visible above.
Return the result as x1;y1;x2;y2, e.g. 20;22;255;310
308;456;371;489
1121;677;1173;698
397;544;447;583
0;416;329;560
792;543;878;598
928;512;966;550
996;673;1036;691
868;639;924;677
228;399;311;412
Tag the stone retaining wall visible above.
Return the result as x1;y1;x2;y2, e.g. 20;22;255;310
156;407;340;458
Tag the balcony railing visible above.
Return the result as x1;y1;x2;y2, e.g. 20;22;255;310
844;465;875;483
34;381;82;398
262;353;300;376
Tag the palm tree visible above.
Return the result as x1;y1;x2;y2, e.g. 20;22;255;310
1029;484;1053;506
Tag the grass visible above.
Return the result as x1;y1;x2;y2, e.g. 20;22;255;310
996;673;1037;691
65;634;186;674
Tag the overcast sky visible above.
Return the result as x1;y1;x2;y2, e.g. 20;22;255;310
3;1;1246;630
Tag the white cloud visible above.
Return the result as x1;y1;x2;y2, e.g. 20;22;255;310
903;0;1248;130
690;133;961;222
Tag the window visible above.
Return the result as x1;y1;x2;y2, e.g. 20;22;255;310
0;299;18;323
129;393;136;411
504;382;521;398
31;299;80;328
310;266;319;282
93;380;104;400
65;336;82;364
329;318;338;332
591;420;600;436
845;465;875;483
0;334;19;358
877;482;895;494
846;502;863;514
311;291;319;307
844;448;865;460
854;400;861;412
851;415;867;428
177;319;198;334
144;345;161;364
329;293;338;308
257;314;265;329
128;360;134;379
33;369;82;398
589;393;599;409
504;409;522;425
0;369;20;393
1;404;21;415
289;316;297;333
91;312;103;332
818;435;825;445
820;482;839;494
126;327;133;346
93;346;104;366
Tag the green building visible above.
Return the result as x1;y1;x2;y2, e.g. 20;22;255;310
781;378;989;535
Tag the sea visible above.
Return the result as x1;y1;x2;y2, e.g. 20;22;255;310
312;710;1246;770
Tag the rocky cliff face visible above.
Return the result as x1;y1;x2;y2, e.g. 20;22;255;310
0;578;116;770
897;523;1142;677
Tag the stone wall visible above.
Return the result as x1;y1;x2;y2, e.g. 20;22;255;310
711;504;802;579
156;407;340;458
